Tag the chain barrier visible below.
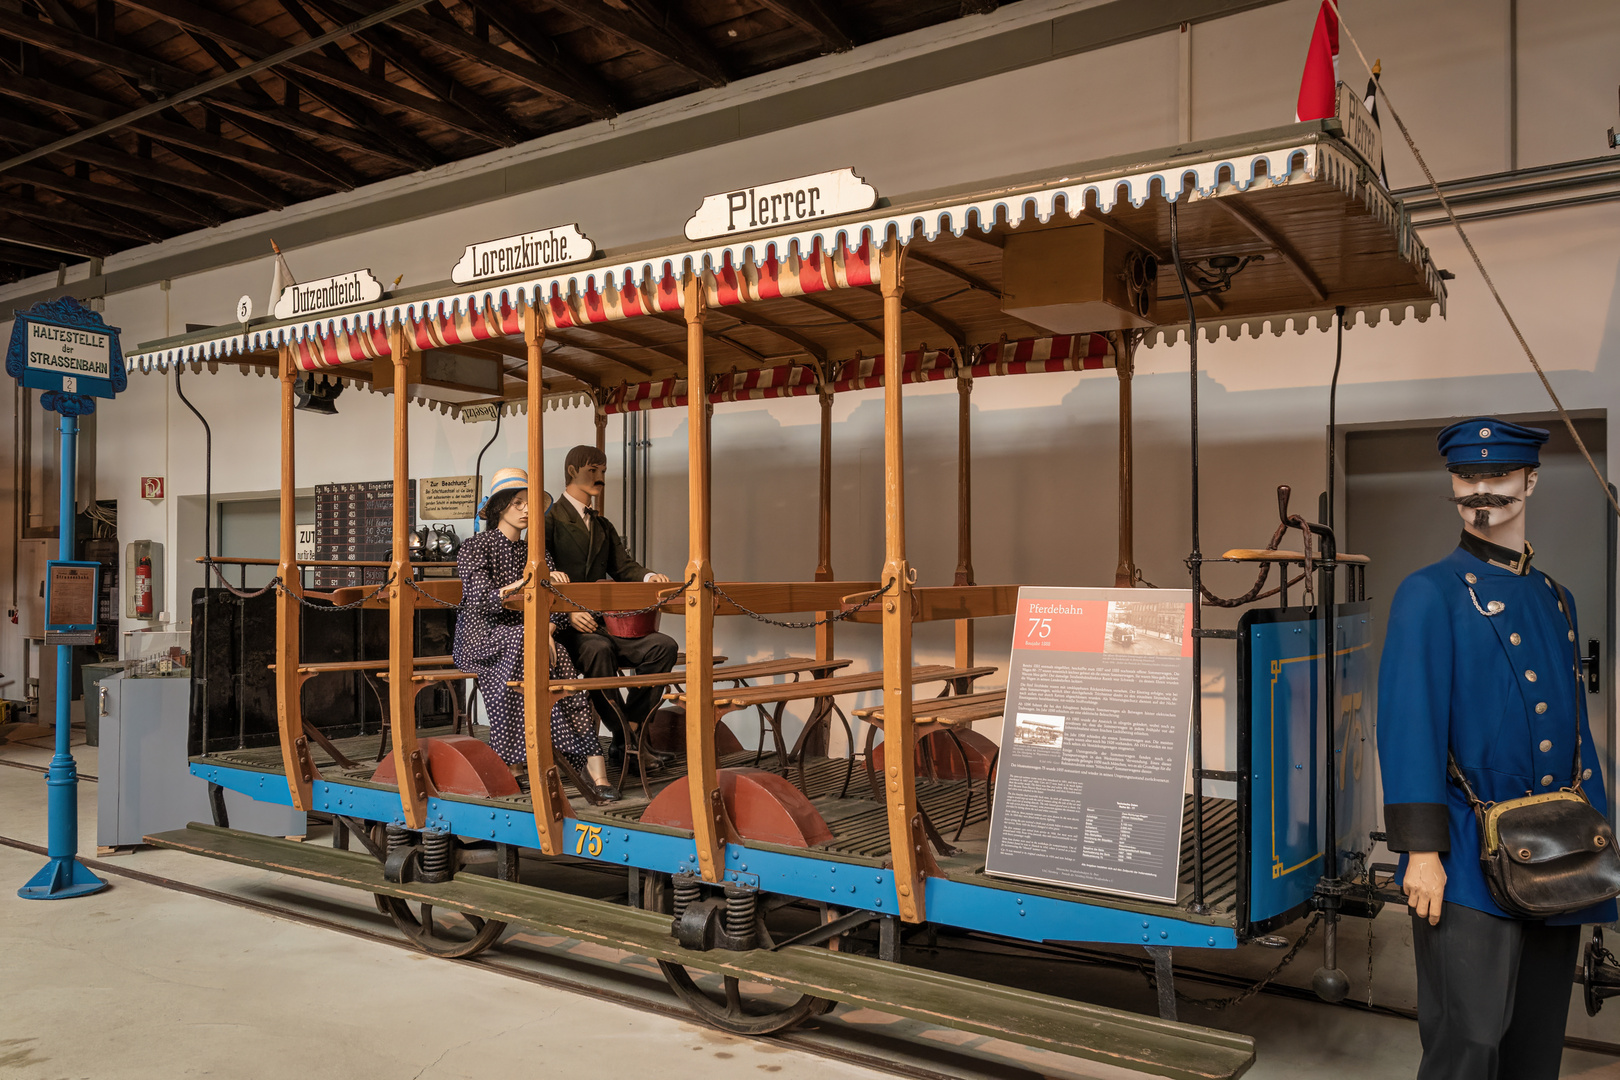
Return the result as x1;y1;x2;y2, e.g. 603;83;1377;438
204;560;283;600
539;574;696;621
200;560;395;611
705;579;893;629
1145;913;1322;1011
402;573;487;610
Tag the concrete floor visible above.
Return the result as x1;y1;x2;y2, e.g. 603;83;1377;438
3;731;1619;1079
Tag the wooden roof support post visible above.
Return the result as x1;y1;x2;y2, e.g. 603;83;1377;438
275;345;316;810
879;236;931;924
522;302;567;855
815;374;835;663
683;273;728;883
592;398;608;512
954;371;974;667
1114;334;1137;588
387;324;432;829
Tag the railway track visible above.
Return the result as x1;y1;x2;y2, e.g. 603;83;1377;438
4;752;1616;1069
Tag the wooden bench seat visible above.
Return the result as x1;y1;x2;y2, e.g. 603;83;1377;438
855;686;1008;847
549;656;849;694
666;664;996;800
268;656;459;768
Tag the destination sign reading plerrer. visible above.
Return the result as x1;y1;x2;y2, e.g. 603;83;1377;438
684;168;878;241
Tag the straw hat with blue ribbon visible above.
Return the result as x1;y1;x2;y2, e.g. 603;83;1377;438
476;467;550;528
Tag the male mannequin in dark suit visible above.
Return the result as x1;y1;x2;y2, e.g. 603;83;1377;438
545;444;678;768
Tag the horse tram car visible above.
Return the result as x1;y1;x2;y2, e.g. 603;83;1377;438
130;116;1444;1080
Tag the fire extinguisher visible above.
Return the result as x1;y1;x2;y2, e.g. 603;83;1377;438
135;556;153;618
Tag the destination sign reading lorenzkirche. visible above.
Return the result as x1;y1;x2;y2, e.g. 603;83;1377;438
684;168;878;241
274;269;384;320
451;224;594;285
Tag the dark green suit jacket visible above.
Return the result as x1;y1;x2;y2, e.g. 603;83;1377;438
544;496;650;584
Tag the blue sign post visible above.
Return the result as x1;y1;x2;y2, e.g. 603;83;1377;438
7;296;126;899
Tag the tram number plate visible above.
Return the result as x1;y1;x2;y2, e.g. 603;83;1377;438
574;823;603;856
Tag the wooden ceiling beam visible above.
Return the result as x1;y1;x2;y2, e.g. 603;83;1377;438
0;114;273;206
750;0;855;52
547;326;665;376
4;162;216;224
0;68;354;183
0;192;167;243
119;0;503;141
0;215;119;257
0;193;167;246
455;0;618;114
0;239;71;271
544;0;727;88
329;0;617;117
287;0;521;146
180;30;361;188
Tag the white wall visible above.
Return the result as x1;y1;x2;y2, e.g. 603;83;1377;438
0;0;1615;778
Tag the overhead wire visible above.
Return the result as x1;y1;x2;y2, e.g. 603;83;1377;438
1323;0;1619;519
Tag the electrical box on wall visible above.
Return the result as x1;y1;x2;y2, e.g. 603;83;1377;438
124;540;163;622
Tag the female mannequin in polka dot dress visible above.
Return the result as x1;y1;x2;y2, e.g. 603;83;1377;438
453;468;619;801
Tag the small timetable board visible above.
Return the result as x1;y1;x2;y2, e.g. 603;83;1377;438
986;586;1195;903
45;560;101;646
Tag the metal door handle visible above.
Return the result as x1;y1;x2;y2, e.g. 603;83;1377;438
98;684;108;715
1584;639;1601;695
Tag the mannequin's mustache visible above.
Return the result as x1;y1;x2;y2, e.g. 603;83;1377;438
1449;493;1520;509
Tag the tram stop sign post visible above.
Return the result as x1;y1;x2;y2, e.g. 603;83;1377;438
6;295;127;899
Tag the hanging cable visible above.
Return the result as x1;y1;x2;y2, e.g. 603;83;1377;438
1324;0;1619;519
1169;196;1207;911
1326;305;1345;534
471;406;502;534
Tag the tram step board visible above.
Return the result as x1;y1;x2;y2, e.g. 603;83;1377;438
147;823;1254;1080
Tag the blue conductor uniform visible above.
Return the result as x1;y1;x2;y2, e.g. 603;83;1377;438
1377;418;1613;1080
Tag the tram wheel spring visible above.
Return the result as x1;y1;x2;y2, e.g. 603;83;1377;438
385;823;412;857
672;872;701;919
723;883;758;944
418;829;454;883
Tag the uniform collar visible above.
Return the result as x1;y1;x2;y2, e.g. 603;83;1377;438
1457;529;1534;575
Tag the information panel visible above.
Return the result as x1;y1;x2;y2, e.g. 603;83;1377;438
986;586;1195;902
45;560;101;646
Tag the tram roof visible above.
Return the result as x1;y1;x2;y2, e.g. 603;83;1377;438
127;119;1446;416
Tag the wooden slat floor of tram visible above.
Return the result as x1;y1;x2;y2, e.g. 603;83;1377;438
197;734;1240;923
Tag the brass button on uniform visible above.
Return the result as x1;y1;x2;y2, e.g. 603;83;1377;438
1525;670;1537;682
1541;775;1555;788
1510;633;1521;646
1569;630;1577;642
1540;740;1553;752
1465;573;1478;584
1584;769;1594;780
1536;702;1548;714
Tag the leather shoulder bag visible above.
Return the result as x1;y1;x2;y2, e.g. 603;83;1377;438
1448;577;1620;919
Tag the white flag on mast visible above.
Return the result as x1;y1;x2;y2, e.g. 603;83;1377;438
267;240;296;313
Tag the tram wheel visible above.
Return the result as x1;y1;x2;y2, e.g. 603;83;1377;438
640;871;834;1036
656;960;827;1035
375;894;507;959
365;825;512;959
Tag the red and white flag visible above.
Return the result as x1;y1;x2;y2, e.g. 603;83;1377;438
1295;1;1340;122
